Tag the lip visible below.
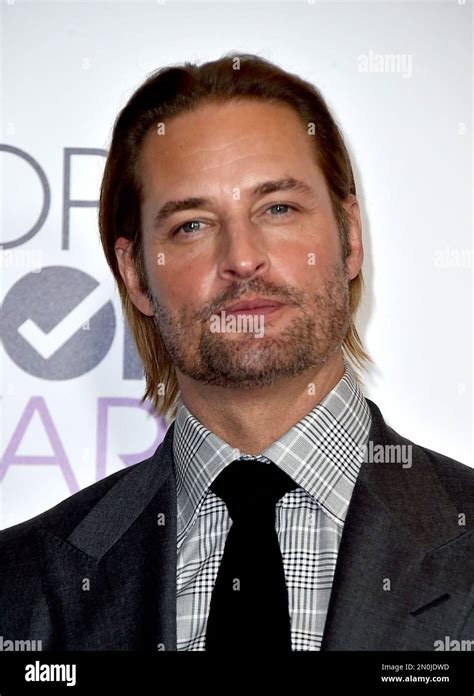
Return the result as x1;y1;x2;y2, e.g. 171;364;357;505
223;297;284;314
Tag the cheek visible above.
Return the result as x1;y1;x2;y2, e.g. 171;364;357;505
146;253;213;312
273;212;341;264
273;237;337;284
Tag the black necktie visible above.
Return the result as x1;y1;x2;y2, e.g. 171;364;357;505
205;458;298;651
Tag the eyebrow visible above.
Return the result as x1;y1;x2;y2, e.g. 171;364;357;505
151;177;315;229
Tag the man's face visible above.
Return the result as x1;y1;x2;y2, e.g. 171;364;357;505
126;99;362;389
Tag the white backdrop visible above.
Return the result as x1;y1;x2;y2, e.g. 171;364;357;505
1;0;472;530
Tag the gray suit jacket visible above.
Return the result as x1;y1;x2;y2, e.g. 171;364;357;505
0;399;473;651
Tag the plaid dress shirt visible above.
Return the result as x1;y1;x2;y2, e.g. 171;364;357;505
174;359;372;650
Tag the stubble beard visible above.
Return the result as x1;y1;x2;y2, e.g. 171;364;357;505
148;260;350;389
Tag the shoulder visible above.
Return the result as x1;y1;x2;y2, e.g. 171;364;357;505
0;439;172;636
0;460;141;550
0;420;175;553
365;397;474;508
0;463;136;634
417;443;474;503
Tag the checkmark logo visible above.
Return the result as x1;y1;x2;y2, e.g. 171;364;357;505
17;281;114;359
2;266;116;379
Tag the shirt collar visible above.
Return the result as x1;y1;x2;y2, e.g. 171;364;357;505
173;359;372;548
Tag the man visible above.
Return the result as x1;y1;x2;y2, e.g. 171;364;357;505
1;53;472;652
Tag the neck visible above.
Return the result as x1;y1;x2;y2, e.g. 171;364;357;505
175;350;345;454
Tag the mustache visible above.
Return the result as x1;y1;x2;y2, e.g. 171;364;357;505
148;259;348;321
199;281;302;321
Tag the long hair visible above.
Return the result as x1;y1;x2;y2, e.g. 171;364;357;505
99;52;373;421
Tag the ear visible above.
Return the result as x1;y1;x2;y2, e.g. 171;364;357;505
342;194;364;280
114;237;154;317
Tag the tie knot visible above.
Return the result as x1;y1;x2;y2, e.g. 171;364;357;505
210;459;297;523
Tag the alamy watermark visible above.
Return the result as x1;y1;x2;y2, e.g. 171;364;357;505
357;50;413;79
434;636;474;651
25;661;76;687
360;441;413;468
434;246;473;269
0;247;44;272
210;310;265;338
0;635;43;651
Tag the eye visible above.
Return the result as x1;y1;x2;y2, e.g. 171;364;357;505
265;203;297;216
172;219;207;237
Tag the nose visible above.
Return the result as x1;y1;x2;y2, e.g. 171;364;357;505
216;218;271;281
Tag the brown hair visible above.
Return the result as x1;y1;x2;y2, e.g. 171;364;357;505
99;52;373;421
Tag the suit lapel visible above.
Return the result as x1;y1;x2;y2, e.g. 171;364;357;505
39;421;178;651
321;398;474;650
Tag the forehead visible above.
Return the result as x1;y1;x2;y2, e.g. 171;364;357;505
139;99;322;196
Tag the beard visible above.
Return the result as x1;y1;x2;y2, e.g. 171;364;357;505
148;260;350;389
